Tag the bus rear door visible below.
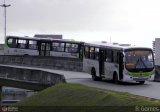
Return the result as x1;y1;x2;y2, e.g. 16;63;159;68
99;49;105;77
39;41;51;56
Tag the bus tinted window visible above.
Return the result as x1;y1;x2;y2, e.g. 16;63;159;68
90;47;95;59
65;43;78;53
95;48;99;60
84;46;90;58
72;44;78;48
7;38;13;45
29;40;37;50
71;44;78;53
7;38;17;48
113;50;118;63
18;39;27;49
106;49;112;62
52;42;65;52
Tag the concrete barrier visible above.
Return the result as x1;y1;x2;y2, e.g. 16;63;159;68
0;55;83;72
0;65;66;91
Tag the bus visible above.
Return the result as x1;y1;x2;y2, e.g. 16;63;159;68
4;36;84;59
83;41;155;84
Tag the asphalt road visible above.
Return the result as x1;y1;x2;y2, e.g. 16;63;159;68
67;77;160;99
1;64;159;99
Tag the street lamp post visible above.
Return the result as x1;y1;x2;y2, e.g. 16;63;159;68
0;1;10;105
0;0;11;39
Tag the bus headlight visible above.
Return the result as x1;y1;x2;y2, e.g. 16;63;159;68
124;70;133;76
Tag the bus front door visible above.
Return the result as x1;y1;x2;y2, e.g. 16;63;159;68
118;52;124;80
39;42;51;56
99;49;105;77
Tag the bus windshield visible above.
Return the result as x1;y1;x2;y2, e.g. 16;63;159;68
125;49;154;72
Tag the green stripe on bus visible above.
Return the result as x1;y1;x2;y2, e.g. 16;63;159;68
128;71;154;77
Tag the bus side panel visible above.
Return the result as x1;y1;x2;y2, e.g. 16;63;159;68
4;48;39;56
83;58;99;76
50;51;79;58
83;59;90;74
104;62;117;80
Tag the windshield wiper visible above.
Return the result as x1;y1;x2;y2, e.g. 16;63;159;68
134;56;147;69
134;58;140;69
140;56;147;69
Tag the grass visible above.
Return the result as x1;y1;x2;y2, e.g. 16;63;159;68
13;83;160;112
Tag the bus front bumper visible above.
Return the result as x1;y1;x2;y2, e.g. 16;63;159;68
122;74;155;81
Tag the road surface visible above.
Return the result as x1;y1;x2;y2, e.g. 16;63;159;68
1;64;160;99
67;76;160;99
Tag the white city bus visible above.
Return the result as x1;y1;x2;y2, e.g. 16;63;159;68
4;36;84;59
83;42;155;84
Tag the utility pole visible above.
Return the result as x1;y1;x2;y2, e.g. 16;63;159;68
110;36;111;43
0;0;11;39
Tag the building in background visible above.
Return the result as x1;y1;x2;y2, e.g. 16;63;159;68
153;38;160;66
34;34;63;39
152;41;155;54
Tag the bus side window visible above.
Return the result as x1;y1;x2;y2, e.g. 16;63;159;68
58;43;65;52
84;46;90;58
18;39;27;49
106;49;112;62
71;44;78;53
52;42;59;51
111;50;114;62
95;48;99;60
29;40;37;50
90;47;95;59
65;43;72;52
7;38;13;47
52;42;64;52
65;43;78;53
7;38;17;48
113;50;118;63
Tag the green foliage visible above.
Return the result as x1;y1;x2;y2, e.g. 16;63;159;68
14;83;160;112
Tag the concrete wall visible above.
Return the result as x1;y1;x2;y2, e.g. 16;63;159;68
0;55;83;72
155;38;160;66
0;65;66;91
155;66;160;81
0;44;4;55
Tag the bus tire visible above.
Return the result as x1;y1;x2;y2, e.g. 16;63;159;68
91;68;101;81
139;81;145;84
113;72;119;84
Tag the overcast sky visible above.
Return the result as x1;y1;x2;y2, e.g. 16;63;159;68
1;0;160;47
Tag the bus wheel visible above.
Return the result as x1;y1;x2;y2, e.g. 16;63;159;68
139;81;145;84
113;73;119;84
91;68;101;81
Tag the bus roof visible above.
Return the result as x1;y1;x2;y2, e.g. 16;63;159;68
6;36;41;40
52;39;84;44
6;36;84;44
84;41;152;51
